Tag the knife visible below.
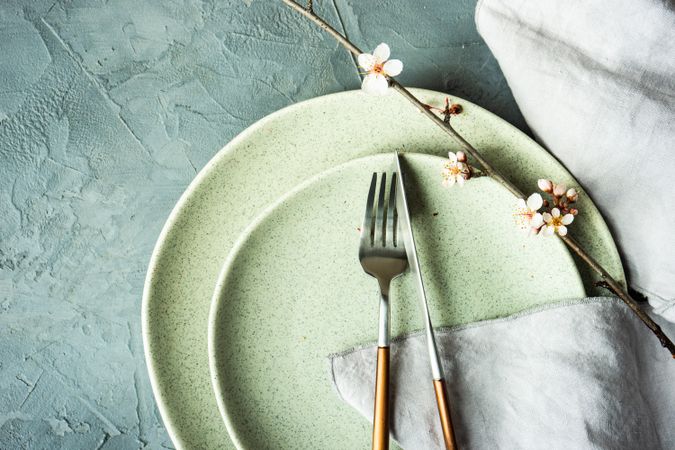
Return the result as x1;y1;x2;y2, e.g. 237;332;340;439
394;152;458;450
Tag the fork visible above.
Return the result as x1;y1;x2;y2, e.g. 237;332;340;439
359;172;408;450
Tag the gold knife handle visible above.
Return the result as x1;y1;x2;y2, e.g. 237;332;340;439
372;346;390;450
433;379;458;450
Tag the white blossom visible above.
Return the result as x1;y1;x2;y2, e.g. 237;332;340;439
357;43;403;95
514;193;544;233
442;152;471;187
542;207;574;236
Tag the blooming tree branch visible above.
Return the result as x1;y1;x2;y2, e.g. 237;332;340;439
515;180;579;236
280;0;674;357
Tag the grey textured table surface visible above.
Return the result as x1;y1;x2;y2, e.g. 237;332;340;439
0;1;526;448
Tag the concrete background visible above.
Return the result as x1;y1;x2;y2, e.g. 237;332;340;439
0;1;526;448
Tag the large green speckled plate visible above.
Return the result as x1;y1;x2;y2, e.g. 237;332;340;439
142;89;625;450
208;153;586;449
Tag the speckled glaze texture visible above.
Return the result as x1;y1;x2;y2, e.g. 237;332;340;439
0;0;622;448
208;153;585;449
1;0;513;448
144;89;624;450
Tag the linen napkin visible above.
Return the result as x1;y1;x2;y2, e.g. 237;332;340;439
329;298;675;449
475;0;675;320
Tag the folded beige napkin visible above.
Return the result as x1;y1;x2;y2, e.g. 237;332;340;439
329;298;675;449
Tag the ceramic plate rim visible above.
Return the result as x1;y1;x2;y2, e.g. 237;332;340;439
141;89;368;446
141;88;625;449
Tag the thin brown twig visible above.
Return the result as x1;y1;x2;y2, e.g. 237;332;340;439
594;280;612;290
565;234;675;354
284;0;361;54
442;98;451;124
281;0;675;357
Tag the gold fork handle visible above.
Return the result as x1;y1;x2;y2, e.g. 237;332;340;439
372;346;390;450
433;379;458;450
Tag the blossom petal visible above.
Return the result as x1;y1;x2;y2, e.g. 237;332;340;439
448;152;457;163
551;208;561;218
543;225;555;236
357;53;375;71
362;74;389;95
361;75;375;93
561;214;574;225
531;213;544;228
516;199;526;209
542;212;552;223
557;225;568;236
373;43;390;62
446;176;456;187
526;193;543;211
457;176;465;187
383;59;403;76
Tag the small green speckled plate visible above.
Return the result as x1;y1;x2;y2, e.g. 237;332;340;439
142;89;625;450
208;153;586;449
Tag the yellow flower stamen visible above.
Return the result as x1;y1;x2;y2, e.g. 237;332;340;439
550;216;564;228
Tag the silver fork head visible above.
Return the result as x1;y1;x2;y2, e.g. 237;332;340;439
359;172;408;292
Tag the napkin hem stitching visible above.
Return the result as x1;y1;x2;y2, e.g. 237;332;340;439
327;296;622;362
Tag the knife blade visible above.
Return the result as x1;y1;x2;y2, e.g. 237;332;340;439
394;151;458;450
394;152;444;379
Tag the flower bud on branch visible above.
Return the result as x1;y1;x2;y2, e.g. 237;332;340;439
516;180;579;237
538;179;553;193
567;188;578;202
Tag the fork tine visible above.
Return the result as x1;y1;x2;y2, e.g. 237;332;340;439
374;173;387;247
386;173;397;247
361;173;378;246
